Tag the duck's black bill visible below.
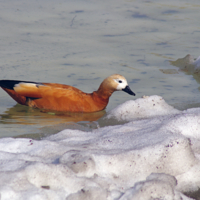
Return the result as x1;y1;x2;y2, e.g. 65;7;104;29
122;85;135;96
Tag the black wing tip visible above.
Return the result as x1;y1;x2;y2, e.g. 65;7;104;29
0;80;21;90
0;80;41;90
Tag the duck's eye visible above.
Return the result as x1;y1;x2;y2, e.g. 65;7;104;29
118;80;122;83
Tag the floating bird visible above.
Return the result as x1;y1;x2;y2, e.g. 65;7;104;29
0;74;135;113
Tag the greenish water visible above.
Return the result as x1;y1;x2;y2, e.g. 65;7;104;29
0;0;200;138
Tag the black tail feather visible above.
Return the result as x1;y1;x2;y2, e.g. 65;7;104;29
0;80;39;90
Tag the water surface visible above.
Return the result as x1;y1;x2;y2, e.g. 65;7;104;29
0;0;200;138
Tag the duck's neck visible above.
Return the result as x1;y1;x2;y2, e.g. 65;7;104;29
87;81;116;112
95;82;115;100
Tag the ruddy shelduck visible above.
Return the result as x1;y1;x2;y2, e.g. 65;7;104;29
0;74;135;113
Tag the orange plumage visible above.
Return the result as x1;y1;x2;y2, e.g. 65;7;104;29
0;74;135;113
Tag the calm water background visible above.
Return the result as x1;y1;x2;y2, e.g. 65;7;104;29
0;0;200;138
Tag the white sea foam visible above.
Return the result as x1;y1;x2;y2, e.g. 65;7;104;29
0;95;200;199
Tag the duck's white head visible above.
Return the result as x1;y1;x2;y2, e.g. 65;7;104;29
112;74;135;95
98;74;135;96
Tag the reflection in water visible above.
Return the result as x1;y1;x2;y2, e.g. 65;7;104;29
0;104;105;139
